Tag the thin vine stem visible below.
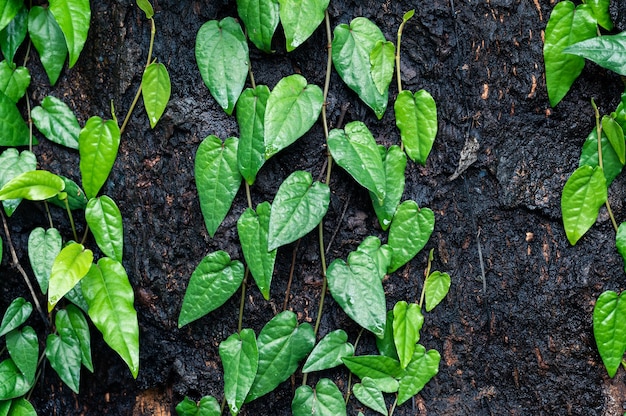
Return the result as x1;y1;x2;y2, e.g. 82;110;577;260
238;268;249;333
592;99;619;232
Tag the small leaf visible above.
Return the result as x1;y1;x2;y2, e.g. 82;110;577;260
602;115;625;164
424;271;451;312
136;0;154;19
0;359;31;400
142;62;170;128
79;116;121;199
593;290;626;377
0;0;21;32
393;301;423;369
6;326;38;383
268;170;330;250
236;0;279;53
175;396;221;416
31;95;80;149
0;5;27;64
178;251;245;327
355;236;392;280
45;329;82;393
27;6;67;85
302;329;355;373
59;305;93;372
395;89;437;165
370;145;406;230
403;9;415;23
49;0;91;68
0;91;30;146
342;355;404;381
0;148;36;216
236;85;269;185
0;170;64;202
353;378;387;415
387;201;435;273
292;379;346;416
220;329;259;415
278;0;329;52
0;60;29;102
579;128;623;186
0;298;32;337
564;33;626;76
85;195;124;263
370;40;395;96
48;242;93;310
397;345;440;405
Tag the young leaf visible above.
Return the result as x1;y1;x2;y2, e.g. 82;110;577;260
267;170;330;250
0;0;21;32
370;40;395;96
0;5;27;64
61;305;93;372
85;195;124;263
45;330;82;393
370;145;406;230
302;329;355;373
355;236;392;280
393;301;423;369
236;85;269;185
376;311;399;360
6;326;38;383
48;242;93;310
327;121;386;203
237;202;276;300
564;33;626;76
264;74;323;159
0;148;36;216
424;271;451;312
195;135;241;237
327;250;387;338
561;165;607;245
0;359;31;400
28;228;61;294
278;0;330;52
178;251;245;327
0;170;64;202
397;345;440;405
195;18;248;115
0;60;29;102
79;116;121;199
142;62;170;128
82;258;139;378
395;90;437;165
236;0;279;53
586;0;612;30
387;201;435;273
220;329;259;415
246;311;315;402
136;0;154;19
31;95;80;149
353;378;387;415
175;396;221;416
332;17;388;119
292;379;346;416
0;298;32;337
602;115;625;164
593;290;626;377
0;91;30;146
27;6;67;85
342;355;404;380
48;0;91;68
579;128;623;186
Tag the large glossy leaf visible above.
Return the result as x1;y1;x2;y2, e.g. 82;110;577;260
0;359;31;400
397;345;440;405
236;85;269;185
561;165;607;245
332;17;388;119
6;398;36;416
292;379;346;416
393;301;423;369
220;329;258;415
543;2;597;106
48;242;93;310
593;291;626;377
564;33;626;76
175;396;221;416
236;0;279;53
327;121;385;203
195;135;241;238
353;377;387;415
370;41;395;96
142;62;170;128
60;304;93;372
327;250;387;338
342;355;404;380
268;170;329;250
0;60;29;102
27;6;67;85
31;95;80;149
602;115;625;164
6;326;37;383
355;236;392;281
0;3;26;63
579;128;623;186
302;329;354;373
237;202;276;300
370;145;406;230
85;195;124;263
387;201;435;273
246;311;315;402
0;91;29;146
45;317;82;393
395;90;437;165
0;0;21;32
0;170;64;202
79;116;120;199
278;0;329;52
0;148;36;216
264;74;323;159
178;251;244;327
82;258;139;378
424;271;450;312
49;0;90;68
195;18;248;115
0;298;31;337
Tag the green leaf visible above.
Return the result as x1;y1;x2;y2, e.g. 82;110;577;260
0;400;8;416
355;236;392;280
602;115;625;164
45;314;82;393
327;250;387;338
370;41;395;96
0;5;27;64
424;271;450;312
376;311;399;360
27;6;67;85
353;378;387;415
0;60;29;102
31;95;80;149
49;0;90;68
292;379;346;416
220;329;259;415
79;116;120;199
0;170;64;202
246;311;315;402
195;18;248;115
59;304;93;372
543;2;597;106
393;301;423;369
0;359;31;400
136;0;154;19
397;345;440;405
387;201;435;273
278;0;329;52
263;74;323;159
85;196;124;263
332;17;388;119
236;85;269;185
586;0;612;30
565;33;626;76
579;128;623;186
6;327;37;383
175;396;221;416
403;9;415;22
302;329;355;373
616;222;626;273
195;135;241;238
64;281;89;313
327;121;386;203
342;355;404;380
142;62;170;128
0;91;29;146
267;170;329;250
46;175;89;211
0;298;32;337
236;0;279;53
178;251;245;327
0;0;21;33
0;148;36;216
370;145;406;230
593;291;626;377
395;90;437;165
7;398;36;416
82;258;139;378
48;242;93;310
561;165;607;245
237;202;276;300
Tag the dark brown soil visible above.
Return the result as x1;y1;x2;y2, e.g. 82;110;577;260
2;0;626;415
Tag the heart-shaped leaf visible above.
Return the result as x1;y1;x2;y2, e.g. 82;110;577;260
395;90;437;165
278;0;329;52
342;355;404;381
49;0;90;68
45;329;82;393
393;301;423;369
302;329;354;373
355;236;391;281
292;379;346;416
397;345;440;405
387;201;435;273
31;96;80;149
0;4;27;63
142;62;170;128
85;195;124;263
79;116;120;199
586;0;612;30
6;397;36;415
236;0;279;53
6;326;38;383
370;145;406;230
353;377;387;415
28;6;67;85
0;170;64;202
424;271;451;312
0;148;36;216
0;358;32;400
28;227;62;294
220;329;259;415
0;0;21;33
593;290;626;377
0;91;30;146
175;396;221;416
0;298;32;337
370;40;395;96
236;85;269;185
579;128;623;186
48;242;93;310
60;304;93;372
0;60;29;102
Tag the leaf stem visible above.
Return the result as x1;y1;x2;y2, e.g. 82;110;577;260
419;248;434;308
395;11;413;94
238;268;249;333
592;99;619;232
64;197;79;242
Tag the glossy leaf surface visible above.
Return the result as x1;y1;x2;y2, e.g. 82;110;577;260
355;236;392;281
342;355;404;380
565;33;626;76
48;242;93;310
0;148;36;216
220;329;258;415
45;322;82;393
353;377;386;415
278;0;329;51
85;195;124;263
0;359;31;400
0;170;64;202
602;115;625;164
175;396;221;416
397;345;440;405
46;176;88;211
0;5;26;63
0;92;29;146
387;201;435;273
7;398;36;416
292;379;346;416
0;0;21;32
61;305;93;372
424;271;451;312
579;128;623;186
395;89;437;165
28;227;61;295
616;222;626;272
6;327;37;383
302;329;354;373
0;60;29;102
31;96;80;149
370;145;406;230
393;301;423;369
370;40;395;96
79;116;121;199
28;6;67;85
236;0;279;53
49;0;91;68
0;298;31;337
142;62;170;128
236;85;269;185
593;290;626;377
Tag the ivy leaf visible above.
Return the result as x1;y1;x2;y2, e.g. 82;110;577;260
0;91;29;146
602;115;625;164
49;0;90;68
397;345;440;405
85;196;124;263
353;378;387;415
395;89;438;165
327;250;387;338
31;96;80;149
195;18;248;115
0;0;21;32
424;271;451;312
565;33;626;76
220;329;259;415
327;121;386;203
342;355;404;381
561;165;607;245
178;251;245;327
370;40;395;96
0;359;31;400
292;379;346;416
82;258;139;378
136;0;154;19
6;398;36;416
302;329;355;373
0;5;26;63
264;74;323;159
48;242;93;311
387;201;435;273
579;128;623;186
27;6;67;85
175;396;221;416
45;330;82;393
392;301;423;369
6;326;38;383
355;236;392;281
195;135;241;238
237;85;269;185
268;170;329;251
236;0;279;53
332;17;388;119
60;305;93;372
0;170;64;202
28;227;62;294
46;175;89;211
142;62;170;128
79;116;121;199
237;202;276;300
246;311;315;402
278;0;329;52
0;60;29;102
0;298;32;337
370;145;406;230
593;290;626;377
0;148;36;216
